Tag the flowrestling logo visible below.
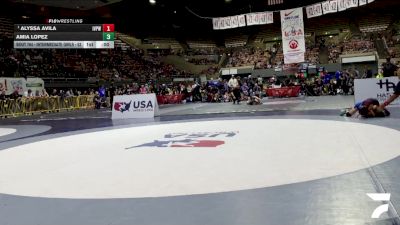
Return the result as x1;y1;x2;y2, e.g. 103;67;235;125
367;193;391;219
126;131;238;149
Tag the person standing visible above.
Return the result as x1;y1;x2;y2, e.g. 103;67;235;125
109;84;116;109
382;58;398;77
228;75;240;104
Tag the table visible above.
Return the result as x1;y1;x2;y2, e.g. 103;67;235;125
266;86;301;98
157;94;184;105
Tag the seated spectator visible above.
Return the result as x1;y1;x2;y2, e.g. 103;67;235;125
93;91;101;109
0;91;6;101
139;84;147;94
10;91;20;100
25;89;33;98
253;83;262;98
41;89;49;97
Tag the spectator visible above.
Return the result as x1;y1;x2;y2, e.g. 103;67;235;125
10;91;20;100
0;91;6;100
25;89;33;98
41;89;49;97
382;58;398;77
93;91;101;109
139;84;147;94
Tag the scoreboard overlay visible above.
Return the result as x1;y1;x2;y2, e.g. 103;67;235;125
14;24;115;49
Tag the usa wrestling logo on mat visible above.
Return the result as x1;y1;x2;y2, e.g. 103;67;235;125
126;131;238;149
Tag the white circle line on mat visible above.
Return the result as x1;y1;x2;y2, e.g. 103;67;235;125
0;128;17;137
0;119;399;199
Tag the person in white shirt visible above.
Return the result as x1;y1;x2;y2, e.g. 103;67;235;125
228;75;241;104
228;75;238;89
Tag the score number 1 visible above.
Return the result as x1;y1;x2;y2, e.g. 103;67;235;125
102;24;114;32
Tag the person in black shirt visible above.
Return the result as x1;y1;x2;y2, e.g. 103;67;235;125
10;91;20;100
109;85;116;107
0;91;6;101
382;58;398;77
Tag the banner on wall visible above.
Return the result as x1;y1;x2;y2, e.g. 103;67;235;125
347;0;358;8
306;3;323;18
213;15;247;30
213;12;272;30
112;94;159;119
246;12;274;26
0;77;44;95
338;0;347;11
213;0;374;29
330;0;338;12
359;0;367;6
266;12;274;24
238;15;246;27
281;8;306;64
322;0;338;14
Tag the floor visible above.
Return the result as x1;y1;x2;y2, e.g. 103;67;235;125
0;96;400;225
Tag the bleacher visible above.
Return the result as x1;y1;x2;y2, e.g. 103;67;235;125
114;39;130;51
342;39;375;54
186;39;218;51
306;17;349;35
116;32;142;47
146;37;183;50
0;17;14;38
305;47;320;64
225;34;248;48
226;47;271;69
388;46;400;58
359;15;392;33
253;27;281;43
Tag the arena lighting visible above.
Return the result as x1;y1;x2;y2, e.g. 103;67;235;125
149;0;156;5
